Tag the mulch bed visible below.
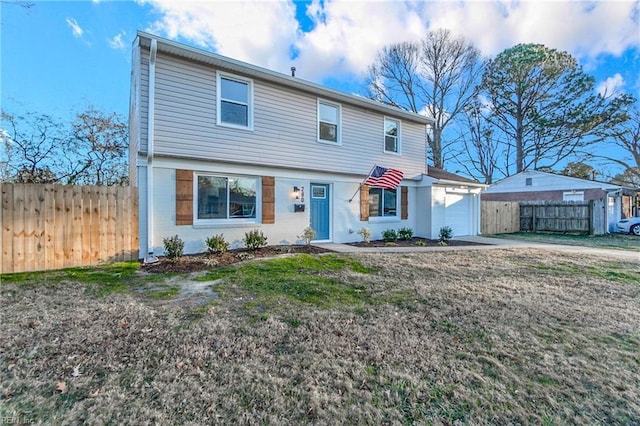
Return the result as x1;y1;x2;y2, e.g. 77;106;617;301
141;245;333;273
142;239;488;274
347;237;487;248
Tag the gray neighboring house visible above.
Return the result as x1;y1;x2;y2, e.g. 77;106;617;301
482;170;639;232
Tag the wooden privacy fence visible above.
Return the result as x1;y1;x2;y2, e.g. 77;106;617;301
481;200;607;235
520;200;605;234
1;183;138;274
481;201;520;235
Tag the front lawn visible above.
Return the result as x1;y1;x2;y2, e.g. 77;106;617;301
1;249;639;424
490;231;640;251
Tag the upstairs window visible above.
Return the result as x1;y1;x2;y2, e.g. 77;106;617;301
318;99;341;144
384;118;400;153
217;72;253;129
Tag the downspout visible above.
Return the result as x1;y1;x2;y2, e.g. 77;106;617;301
144;38;158;264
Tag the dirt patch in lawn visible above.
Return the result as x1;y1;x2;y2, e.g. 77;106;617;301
1;249;639;424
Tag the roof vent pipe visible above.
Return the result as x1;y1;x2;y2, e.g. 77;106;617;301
291;66;296;77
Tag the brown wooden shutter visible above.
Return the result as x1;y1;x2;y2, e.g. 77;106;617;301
360;185;369;221
401;186;408;220
262;176;275;224
175;169;193;225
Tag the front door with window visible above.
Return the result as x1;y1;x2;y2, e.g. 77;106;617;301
310;183;330;240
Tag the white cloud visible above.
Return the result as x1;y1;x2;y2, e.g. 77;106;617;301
420;1;640;60
108;32;126;49
140;0;640;86
65;17;83;38
294;0;427;81
597;73;626;97
140;0;300;74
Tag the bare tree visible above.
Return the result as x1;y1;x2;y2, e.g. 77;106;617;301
68;107;129;185
457;99;502;184
592;102;640;185
0;1;35;8
1;107;129;185
1;110;64;183
366;29;484;168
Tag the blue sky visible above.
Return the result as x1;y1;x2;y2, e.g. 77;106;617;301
1;0;639;176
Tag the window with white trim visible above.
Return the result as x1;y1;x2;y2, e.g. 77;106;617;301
368;187;398;217
384;117;400;153
318;99;341;143
217;72;253;129
196;173;258;222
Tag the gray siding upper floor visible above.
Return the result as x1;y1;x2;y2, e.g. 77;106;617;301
136;48;428;178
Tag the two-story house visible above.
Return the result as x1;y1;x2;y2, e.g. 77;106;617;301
130;32;484;258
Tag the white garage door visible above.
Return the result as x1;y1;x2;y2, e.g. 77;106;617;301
445;192;471;236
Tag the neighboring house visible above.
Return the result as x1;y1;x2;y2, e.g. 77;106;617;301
482;170;639;232
130;32;484;257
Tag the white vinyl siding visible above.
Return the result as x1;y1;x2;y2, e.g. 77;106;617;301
148;52;428;177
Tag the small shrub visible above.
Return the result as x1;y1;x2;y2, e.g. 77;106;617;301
243;229;268;250
398;227;413;240
414;240;426;246
382;229;398;242
205;234;229;255
299;226;317;245
439;226;453;245
357;227;372;243
163;235;184;259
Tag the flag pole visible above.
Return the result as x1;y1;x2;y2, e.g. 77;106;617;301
348;164;377;203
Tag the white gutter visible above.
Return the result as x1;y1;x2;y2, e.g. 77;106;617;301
145;38;158;263
434;178;488;188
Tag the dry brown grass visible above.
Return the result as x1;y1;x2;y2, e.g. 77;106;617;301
1;248;639;425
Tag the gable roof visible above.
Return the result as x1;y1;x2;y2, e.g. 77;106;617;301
486;170;637;193
426;167;486;187
135;31;434;126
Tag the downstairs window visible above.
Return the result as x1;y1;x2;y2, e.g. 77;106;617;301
196;174;257;222
368;187;398;217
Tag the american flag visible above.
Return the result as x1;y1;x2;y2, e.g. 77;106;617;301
363;166;403;189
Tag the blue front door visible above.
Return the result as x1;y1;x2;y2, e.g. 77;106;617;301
310;183;330;240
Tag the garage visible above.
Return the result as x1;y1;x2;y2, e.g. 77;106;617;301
423;167;486;239
444;191;472;236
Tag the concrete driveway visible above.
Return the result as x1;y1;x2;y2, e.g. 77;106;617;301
316;236;640;262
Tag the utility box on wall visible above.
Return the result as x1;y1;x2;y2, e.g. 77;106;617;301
294;203;305;212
